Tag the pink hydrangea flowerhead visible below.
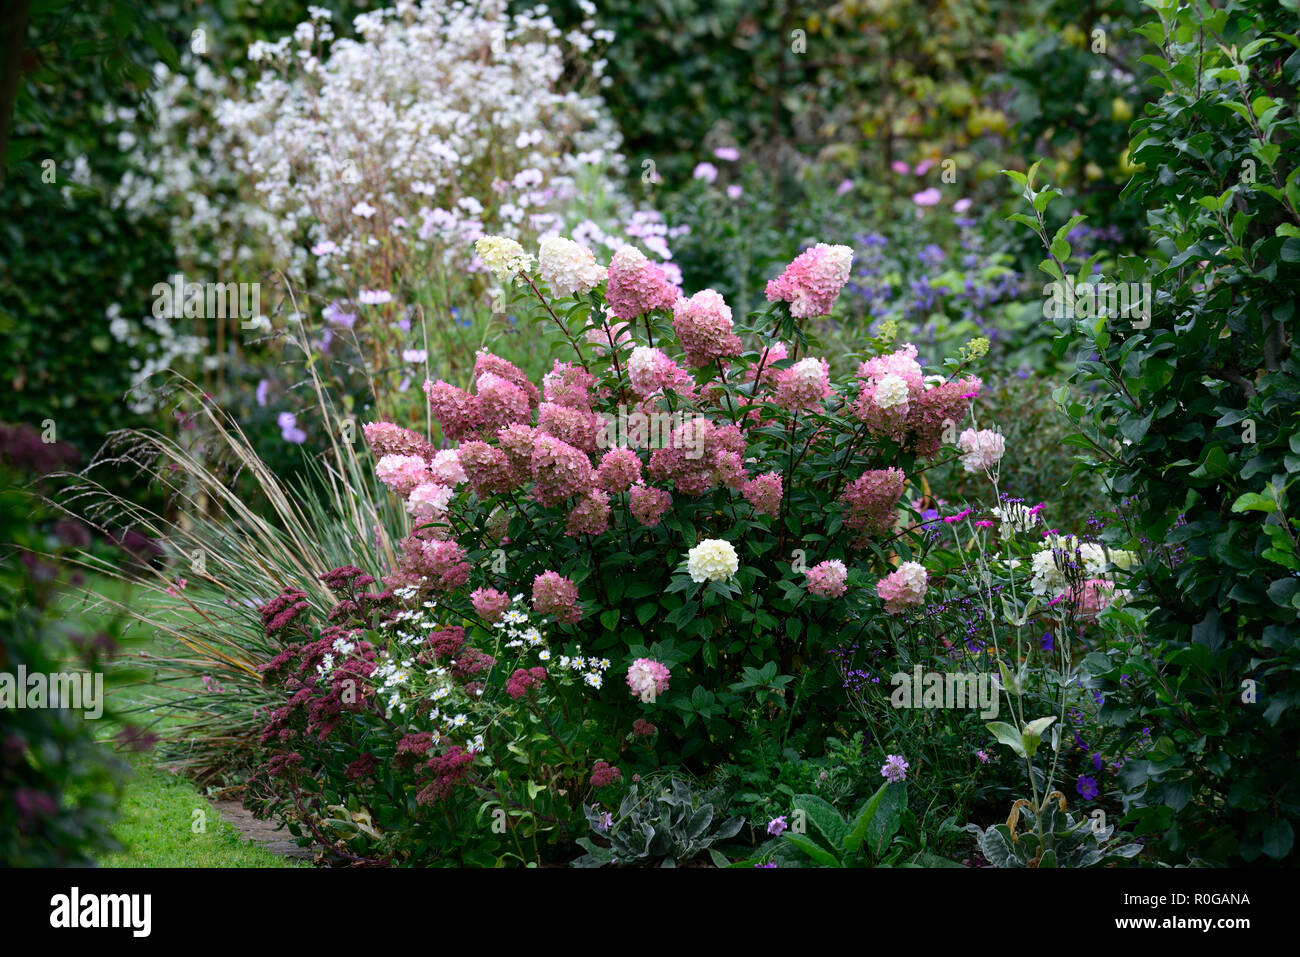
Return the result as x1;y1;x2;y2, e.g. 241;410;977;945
626;658;671;703
806;559;849;598
909;376;982;457
424;380;482;442
764;243;854;318
858;344;925;392
456;441;518;498
407;481;454;521
363;421;434;460
496;423;538;474
428;449;467;486
957;428;1006;474
531;570;582;623
877;561;928;614
474;371;533;434
742;471;783;517
774;356;833;411
606;245;680;320
529;433;596;507
375;453;430;496
470;586;511;622
842;467;907;547
542;361;596;410
671;289;742;368
565;489;611;537
627;346;690;396
629;483;672;526
473;351;540;407
537;401;605;453
1072;578;1119;620
421;539;471;593
586;318;632;354
597;446;643;493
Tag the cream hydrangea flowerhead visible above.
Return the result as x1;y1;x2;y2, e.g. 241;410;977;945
538;236;606;298
686;538;740;583
873;373;910;410
475;235;534;283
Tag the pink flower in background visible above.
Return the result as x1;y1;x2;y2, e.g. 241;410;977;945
714;147;740;161
672;289;741;367
590;760;623;787
858;343;925;392
311;240;337;256
375;453;429;496
912;188;942;207
953;197;973;214
532;570;582;623
774;357;833;411
585;320;632;354
742;472;783;517
470;587;511;622
693;162;718;183
957;428;1006;474
277;412;306;445
727;184;743;200
806;560;848;598
914;158;935;176
891;161;911;175
877;562;928;614
627;658;671;703
764;243;854;318
1072;578;1119;619
606;245;680;320
836;179;854;196
629;483;672;526
166;578;188;597
358;288;392;305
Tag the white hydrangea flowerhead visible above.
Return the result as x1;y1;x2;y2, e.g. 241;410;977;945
686;538;740;583
475;236;534;282
538;236;605;298
873;373;910;410
957;427;1006;474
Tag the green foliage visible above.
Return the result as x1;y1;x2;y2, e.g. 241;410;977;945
775;781;908;867
1005;0;1300;864
966;791;1141;867
572;777;743;867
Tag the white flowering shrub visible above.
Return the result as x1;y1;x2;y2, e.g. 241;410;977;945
113;0;681;424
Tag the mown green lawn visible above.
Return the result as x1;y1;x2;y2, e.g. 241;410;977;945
61;573;304;868
97;757;305;868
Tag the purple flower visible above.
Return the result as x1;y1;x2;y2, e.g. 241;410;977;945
1076;776;1099;801
596;811;613;833
322;301;357;328
713;147;740;162
767;815;788;837
1041;631;1055;652
255;379;271;407
277;412;306;445
693;162;718;184
881;754;909;783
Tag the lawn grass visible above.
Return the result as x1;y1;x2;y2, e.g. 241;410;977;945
96;757;306;868
57;572;303;867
